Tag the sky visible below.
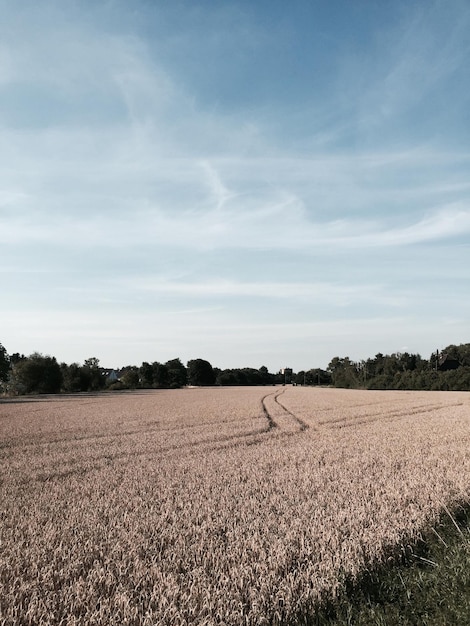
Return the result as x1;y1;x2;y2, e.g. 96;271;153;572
1;0;470;372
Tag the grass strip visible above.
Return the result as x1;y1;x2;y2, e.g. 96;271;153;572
307;502;470;626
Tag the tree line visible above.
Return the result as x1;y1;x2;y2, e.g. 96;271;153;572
0;345;283;395
323;344;470;391
1;341;470;395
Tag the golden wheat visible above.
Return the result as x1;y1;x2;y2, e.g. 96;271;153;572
1;387;469;625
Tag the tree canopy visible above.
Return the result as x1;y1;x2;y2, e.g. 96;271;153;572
0;343;9;384
10;353;62;394
187;359;216;386
165;359;187;388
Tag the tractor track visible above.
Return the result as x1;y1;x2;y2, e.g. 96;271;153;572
274;389;309;431
13;389;310;485
260;390;278;430
261;388;309;433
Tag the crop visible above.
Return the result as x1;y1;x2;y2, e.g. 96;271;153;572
1;387;470;625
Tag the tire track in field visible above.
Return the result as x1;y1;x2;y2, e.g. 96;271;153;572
274;389;309;431
260;391;278;430
18;410;276;484
14;389;308;484
322;402;465;430
261;388;308;433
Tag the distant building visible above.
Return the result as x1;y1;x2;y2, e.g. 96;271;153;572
280;367;293;384
438;353;460;371
101;368;120;383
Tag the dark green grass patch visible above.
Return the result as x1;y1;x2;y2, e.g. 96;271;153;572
309;503;470;626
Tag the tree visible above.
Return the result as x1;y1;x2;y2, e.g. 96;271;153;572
11;353;62;394
152;361;169;388
120;366;140;389
139;362;154;388
82;357;105;391
310;368;331;385
294;368;330;386
216;369;239;385
327;356;360;388
215;367;270;386
187;359;215;386
0;343;10;384
165;358;187;388
60;362;92;392
258;366;275;385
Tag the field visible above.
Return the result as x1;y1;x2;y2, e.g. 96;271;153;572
1;386;470;625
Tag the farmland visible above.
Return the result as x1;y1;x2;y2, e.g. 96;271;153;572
1;387;470;625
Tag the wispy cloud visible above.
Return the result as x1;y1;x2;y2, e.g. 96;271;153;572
2;180;468;251
330;1;470;146
199;160;237;212
118;277;408;307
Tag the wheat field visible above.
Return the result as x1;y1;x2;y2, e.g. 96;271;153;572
1;386;470;625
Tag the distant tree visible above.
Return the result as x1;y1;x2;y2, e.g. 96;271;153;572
366;374;391;390
139;362;154;388
60;362;91;392
165;358;187;388
398;352;422;372
82;357;105;391
240;368;259;385
451;366;470;390
216;369;239;385
84;357;100;369
187;359;216;386
361;351;428;389
9;353;26;365
152;361;169;388
216;367;271;386
11;353;62;394
457;344;470;367
327;356;360;388
120;366;140;389
311;368;331;385
294;368;330;386
0;343;10;384
258;366;275;385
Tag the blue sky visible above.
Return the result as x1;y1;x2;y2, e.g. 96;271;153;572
1;0;469;371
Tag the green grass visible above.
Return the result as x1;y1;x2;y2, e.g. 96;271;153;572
310;503;470;626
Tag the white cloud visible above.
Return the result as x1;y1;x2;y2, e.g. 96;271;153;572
119;277;408;308
1;153;469;253
368;205;470;246
199;160;236;212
